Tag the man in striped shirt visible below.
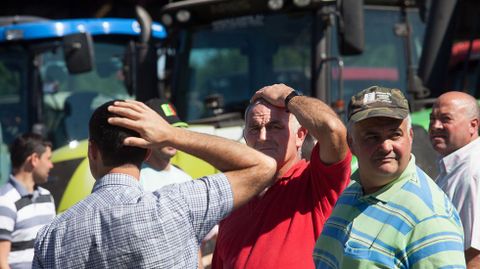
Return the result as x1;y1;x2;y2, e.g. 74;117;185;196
0;133;55;269
313;86;466;268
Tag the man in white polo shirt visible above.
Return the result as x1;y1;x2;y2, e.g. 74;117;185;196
0;133;55;269
429;91;480;267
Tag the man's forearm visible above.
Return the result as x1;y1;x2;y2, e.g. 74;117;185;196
169;128;269;173
107;100;277;209
0;241;11;269
287;95;341;141
288;95;348;164
169;128;276;209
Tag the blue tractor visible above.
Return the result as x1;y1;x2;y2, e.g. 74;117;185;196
0;9;168;210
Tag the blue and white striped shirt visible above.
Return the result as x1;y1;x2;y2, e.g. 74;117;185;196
0;176;55;269
313;155;465;268
33;172;233;269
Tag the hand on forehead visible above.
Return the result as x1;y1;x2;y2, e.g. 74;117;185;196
247;101;289;123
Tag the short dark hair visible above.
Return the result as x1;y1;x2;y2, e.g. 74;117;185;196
10;133;52;170
88;100;147;168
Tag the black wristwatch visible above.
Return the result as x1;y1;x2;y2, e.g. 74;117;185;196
284;90;301;112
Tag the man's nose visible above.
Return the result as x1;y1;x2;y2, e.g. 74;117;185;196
379;139;393;152
258;127;267;141
429;119;443;130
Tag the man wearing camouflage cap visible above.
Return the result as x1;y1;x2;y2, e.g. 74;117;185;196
313;86;466;268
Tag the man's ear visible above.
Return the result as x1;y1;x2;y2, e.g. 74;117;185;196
88;140;98;160
296;127;308;148
470;118;479;136
409;126;414;144
25;153;38;168
347;133;355;156
144;149;152;161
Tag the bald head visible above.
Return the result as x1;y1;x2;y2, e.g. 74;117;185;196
429;91;479;156
436;91;480;120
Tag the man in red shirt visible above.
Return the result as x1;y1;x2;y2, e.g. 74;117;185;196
212;83;351;268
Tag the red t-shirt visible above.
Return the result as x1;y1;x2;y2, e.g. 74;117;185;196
212;143;352;269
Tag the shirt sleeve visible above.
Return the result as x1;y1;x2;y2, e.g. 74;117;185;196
176;173;234;243
32;225;48;269
0;198;16;241
462;173;480;250
309;142;352;219
406;210;466;268
32;249;44;269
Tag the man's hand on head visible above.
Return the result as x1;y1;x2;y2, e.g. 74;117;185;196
250;83;295;108
107;100;175;149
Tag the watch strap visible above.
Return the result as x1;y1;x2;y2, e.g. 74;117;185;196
284;90;300;112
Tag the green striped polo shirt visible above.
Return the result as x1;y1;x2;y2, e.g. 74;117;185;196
313;155;465;269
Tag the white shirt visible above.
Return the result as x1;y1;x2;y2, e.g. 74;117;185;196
436;137;480;250
140;163;192;192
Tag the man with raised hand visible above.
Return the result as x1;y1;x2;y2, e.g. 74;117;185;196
212;83;351;269
33;100;276;269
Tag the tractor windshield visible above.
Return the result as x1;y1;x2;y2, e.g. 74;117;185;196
330;6;425;109
41;41;133;147
171;12;313;121
0;46;29;146
0;41;133;149
170;6;425;122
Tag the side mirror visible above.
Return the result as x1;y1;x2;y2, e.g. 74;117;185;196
63;33;94;74
337;0;365;55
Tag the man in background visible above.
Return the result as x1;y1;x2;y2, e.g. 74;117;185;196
141;98;212;268
429;91;480;268
140;98;192;191
0;133;55;269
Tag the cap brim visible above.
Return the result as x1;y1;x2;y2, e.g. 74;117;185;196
349;108;409;123
172;121;189;128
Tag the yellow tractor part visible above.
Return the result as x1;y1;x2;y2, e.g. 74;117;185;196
50;140;218;213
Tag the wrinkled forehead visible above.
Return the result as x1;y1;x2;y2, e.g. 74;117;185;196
432;97;475;114
245;100;289;122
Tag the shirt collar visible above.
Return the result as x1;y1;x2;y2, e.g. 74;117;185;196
439;137;480;174
279;159;308;181
8;175;37;196
92;173;143;193
354;154;417;203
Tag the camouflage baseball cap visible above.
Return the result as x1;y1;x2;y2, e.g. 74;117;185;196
348;86;409;123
